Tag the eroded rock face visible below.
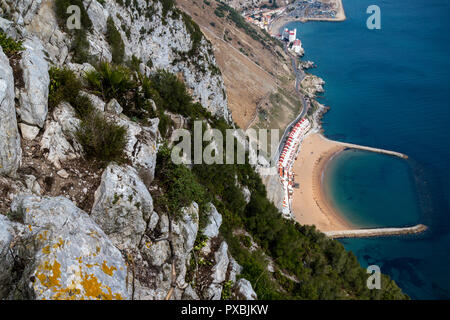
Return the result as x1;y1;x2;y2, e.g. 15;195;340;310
234;279;257;300
0;215;21;298
205;241;230;300
172;202;199;288
111;114;160;187
15;0;231;121
40;120;78;169
91;164;153;250
18;37;49;129
203;204;223;239
0;47;21;177
228;257;243;283
201;204;223;255
8;195;130;300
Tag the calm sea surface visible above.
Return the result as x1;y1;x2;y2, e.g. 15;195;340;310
286;0;450;299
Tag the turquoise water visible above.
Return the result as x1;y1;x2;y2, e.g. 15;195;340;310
286;0;450;299
323;149;421;228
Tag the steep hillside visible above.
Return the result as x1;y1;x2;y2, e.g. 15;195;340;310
0;0;408;300
178;0;301;134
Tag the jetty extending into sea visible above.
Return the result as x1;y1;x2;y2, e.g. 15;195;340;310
332;139;408;159
324;224;428;239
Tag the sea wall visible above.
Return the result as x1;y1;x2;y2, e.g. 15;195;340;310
324;224;428;239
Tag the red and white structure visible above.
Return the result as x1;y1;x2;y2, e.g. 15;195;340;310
282;28;297;43
278;118;311;218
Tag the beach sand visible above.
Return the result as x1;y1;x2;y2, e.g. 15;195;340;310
291;132;356;231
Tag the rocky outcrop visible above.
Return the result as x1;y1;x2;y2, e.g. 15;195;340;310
203;204;222;239
5;0;231;121
111;114;160;186
105;99;123;115
228;257;243;283
0;215;22;298
79;91;105;112
17;37;49;131
40;120;78;169
234;279;257;300
260;173;284;212
205;241;230;300
0;0;261;301
5;195;129;300
51;102;81;141
301;74;325;98
91;164;154;250
0;47;21;177
172;202;199;290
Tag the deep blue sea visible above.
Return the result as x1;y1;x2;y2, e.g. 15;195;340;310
286;0;450;299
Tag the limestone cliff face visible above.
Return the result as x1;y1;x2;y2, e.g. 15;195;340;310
0;0;256;300
1;0;231;121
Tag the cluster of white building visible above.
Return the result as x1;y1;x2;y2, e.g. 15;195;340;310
243;7;286;31
282;28;297;42
278;118;311;218
282;28;304;56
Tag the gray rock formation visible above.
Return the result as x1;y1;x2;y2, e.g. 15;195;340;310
7;195;130;300
79;91;106;113
51;102;81;141
17;37;49;129
7;0;231;121
172;202;199;288
111;114;160;186
203;204;223;239
91;164;153;250
0;47;21;177
0;215;22;298
234;279;257;300
182;284;200;300
105;99;123;115
19;122;40;140
40;120;78;169
228;257;243;283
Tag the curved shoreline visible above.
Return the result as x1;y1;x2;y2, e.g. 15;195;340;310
270;2;426;238
291;133;428;237
291;132;355;231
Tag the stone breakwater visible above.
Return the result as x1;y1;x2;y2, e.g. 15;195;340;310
335;141;409;160
324;224;428;239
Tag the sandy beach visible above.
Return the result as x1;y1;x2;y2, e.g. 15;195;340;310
291;132;356;231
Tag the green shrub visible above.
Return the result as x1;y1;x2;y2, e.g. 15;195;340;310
70;93;95;118
48;67;83;109
149;70;192;115
221;280;234;300
76;111;127;163
71;29;90;64
154;145;210;220
85;62;135;102
0;31;24;57
106;16;125;64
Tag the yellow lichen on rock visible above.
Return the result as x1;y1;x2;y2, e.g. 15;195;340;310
101;261;117;277
35;260;62;289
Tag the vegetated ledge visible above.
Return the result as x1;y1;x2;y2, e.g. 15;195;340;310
324;224;428;239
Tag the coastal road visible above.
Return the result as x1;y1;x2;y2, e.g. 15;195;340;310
271;43;309;165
